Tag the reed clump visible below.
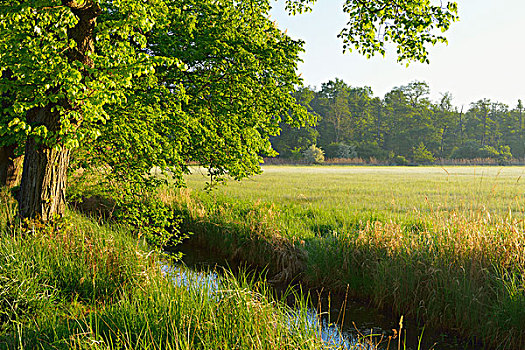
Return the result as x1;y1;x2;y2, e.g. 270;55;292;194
169;187;308;284
335;209;525;348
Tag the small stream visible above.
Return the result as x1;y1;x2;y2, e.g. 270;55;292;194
167;243;481;350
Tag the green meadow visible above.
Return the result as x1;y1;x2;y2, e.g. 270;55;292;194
2;166;524;349
173;166;525;349
185;166;525;219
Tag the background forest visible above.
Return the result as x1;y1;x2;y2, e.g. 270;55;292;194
273;79;524;164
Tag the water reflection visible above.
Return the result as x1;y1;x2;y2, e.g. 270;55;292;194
164;262;403;350
164;263;220;295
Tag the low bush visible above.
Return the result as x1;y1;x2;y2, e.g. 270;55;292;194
302;145;325;164
324;142;357;159
412;143;435;164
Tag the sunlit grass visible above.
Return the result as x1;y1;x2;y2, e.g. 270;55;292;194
185;166;525;219
172;166;525;349
0;191;332;350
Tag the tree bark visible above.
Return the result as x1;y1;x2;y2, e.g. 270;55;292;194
19;107;70;220
18;1;100;220
19;147;70;220
0;144;23;188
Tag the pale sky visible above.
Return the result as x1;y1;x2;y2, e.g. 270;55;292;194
269;0;525;109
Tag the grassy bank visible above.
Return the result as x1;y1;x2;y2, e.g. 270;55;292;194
0;190;331;350
169;166;525;349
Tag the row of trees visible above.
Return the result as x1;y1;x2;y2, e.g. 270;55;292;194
273;80;523;163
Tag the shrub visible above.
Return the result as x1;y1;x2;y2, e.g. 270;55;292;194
302;145;324;164
355;142;388;161
412;142;435;164
478;145;499;158
113;193;187;248
450;141;513;161
289;147;304;161
498;145;513;164
324;142;357;159
450;141;480;159
393;155;409;165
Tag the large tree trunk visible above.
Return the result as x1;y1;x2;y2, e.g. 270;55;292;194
19;107;70;220
0;145;23;189
19;146;70;220
18;1;100;220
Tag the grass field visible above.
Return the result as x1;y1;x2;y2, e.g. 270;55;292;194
186;166;525;219
3;165;521;349
172;166;525;349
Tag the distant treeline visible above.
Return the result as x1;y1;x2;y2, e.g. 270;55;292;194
270;79;524;165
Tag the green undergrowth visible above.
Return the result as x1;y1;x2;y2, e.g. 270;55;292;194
0;190;333;350
169;186;525;350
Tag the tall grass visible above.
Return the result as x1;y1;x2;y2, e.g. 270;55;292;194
0;190;334;350
169;166;525;349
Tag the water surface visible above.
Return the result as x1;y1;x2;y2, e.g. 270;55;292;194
167;244;481;350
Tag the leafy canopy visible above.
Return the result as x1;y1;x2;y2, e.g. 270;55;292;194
287;0;458;63
0;1;185;148
1;0;458;184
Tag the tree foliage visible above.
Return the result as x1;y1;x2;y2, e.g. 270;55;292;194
285;0;458;63
0;0;175;149
270;86;319;158
0;0;459;220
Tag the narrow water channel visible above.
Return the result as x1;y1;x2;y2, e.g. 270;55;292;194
168;243;481;350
